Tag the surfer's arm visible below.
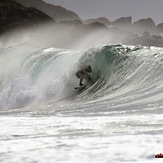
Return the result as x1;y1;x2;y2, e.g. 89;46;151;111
76;71;81;78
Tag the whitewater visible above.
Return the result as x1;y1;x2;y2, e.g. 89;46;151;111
0;42;163;163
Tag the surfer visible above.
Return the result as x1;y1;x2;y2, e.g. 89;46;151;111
76;65;92;86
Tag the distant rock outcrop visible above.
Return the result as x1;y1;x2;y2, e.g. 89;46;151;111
87;22;108;30
84;17;132;28
84;17;111;26
157;23;163;34
109;17;133;32
132;18;158;35
112;17;132;27
84;17;160;36
15;0;81;22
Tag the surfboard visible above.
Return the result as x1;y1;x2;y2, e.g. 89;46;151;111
75;85;86;90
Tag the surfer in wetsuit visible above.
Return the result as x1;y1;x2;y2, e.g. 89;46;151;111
76;65;92;86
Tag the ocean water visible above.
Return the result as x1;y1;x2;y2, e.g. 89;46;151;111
0;43;163;163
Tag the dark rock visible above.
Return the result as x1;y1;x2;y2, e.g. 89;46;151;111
0;0;55;34
15;0;81;22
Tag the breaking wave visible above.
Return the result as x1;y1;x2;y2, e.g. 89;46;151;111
1;44;163;111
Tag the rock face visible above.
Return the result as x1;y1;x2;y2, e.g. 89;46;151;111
112;17;132;27
84;17;161;36
1;0;163;48
84;17;132;28
84;17;111;26
15;0;81;22
0;0;55;34
132;18;158;35
157;23;163;34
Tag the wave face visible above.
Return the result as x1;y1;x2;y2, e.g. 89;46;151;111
1;44;163;113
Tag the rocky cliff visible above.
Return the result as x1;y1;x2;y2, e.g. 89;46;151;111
0;0;55;34
84;17;162;36
1;0;163;48
15;0;81;22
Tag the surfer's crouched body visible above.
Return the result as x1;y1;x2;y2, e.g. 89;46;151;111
76;65;92;86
